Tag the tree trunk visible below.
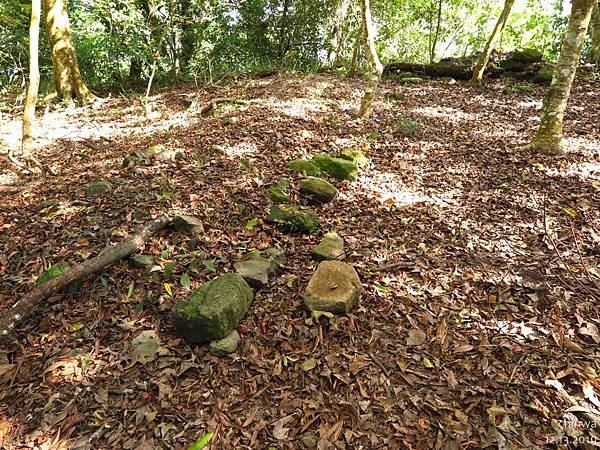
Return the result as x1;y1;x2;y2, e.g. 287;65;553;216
43;0;93;103
528;0;595;155
358;0;382;118
325;0;351;67
22;0;41;154
471;0;515;85
429;0;443;64
348;20;364;77
0;217;171;340
590;1;600;63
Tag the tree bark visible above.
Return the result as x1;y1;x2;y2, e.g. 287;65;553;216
0;217;171;340
590;1;600;63
325;0;351;67
358;0;382;118
22;0;41;154
429;0;443;64
528;0;595;155
43;0;93;103
471;0;515;85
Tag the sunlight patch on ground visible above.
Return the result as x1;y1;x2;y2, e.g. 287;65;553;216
224;142;257;157
351;169;458;208
516;100;543;109
262;97;329;120
411;106;479;123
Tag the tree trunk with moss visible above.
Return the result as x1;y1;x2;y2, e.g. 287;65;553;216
358;0;382;118
22;0;41;154
43;0;92;103
471;0;515;85
528;0;595;155
590;1;600;63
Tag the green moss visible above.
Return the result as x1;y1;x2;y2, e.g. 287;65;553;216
266;204;320;233
84;181;113;196
311;154;358;181
339;148;370;168
285;159;322;177
170;273;253;343
37;262;70;285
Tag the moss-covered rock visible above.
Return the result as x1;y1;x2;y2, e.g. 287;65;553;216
266;204;319;233
512;48;543;63
268;178;291;203
172;214;204;234
84;181;113;196
285;159;322;177
515;84;534;93
397;77;424;85
339;148;370;168
312;232;344;260
170;273;253;343
299;177;338;203
312;154;358;181
535;69;554;84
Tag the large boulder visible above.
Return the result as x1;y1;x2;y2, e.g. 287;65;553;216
303;261;362;314
299;177;338;203
312;154;358;181
512;48;543;63
285;159;322;177
266;204;319;233
312;232;344;261
234;248;284;288
170;273;253;343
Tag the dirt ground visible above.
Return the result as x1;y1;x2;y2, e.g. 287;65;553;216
0;72;599;449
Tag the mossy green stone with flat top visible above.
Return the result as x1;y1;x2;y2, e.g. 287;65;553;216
312;154;358;181
266;204;319;233
285;159;322;177
339;148;369;168
170;273;253;343
299;177;338;203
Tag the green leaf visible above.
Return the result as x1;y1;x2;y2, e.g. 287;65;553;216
187;432;214;450
203;259;216;272
161;250;170;259
164;283;173;297
100;276;110;291
180;273;191;288
164;261;175;279
127;283;135;298
69;322;85;333
373;283;389;293
246;217;259;231
301;358;317;371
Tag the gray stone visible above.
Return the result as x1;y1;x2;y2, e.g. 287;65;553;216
209;330;240;356
234;249;284;288
170;273;253;343
304;261;362;314
312;232;344;260
266;204;319;233
312;154;358;181
172;214;204;234
130;254;155;270
84;181;113;196
299;177;338;203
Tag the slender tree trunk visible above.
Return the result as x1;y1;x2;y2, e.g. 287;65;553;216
590;1;600;63
471;0;515;85
429;0;443;64
22;0;41;154
325;0;351;67
358;0;382;118
528;0;595;155
43;0;93;103
348;20;364;77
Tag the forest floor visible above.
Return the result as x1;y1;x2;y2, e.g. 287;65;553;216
0;72;599;449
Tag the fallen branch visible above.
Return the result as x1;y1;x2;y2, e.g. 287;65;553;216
0;216;172;340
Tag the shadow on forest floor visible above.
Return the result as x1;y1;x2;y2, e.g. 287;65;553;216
0;72;599;448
